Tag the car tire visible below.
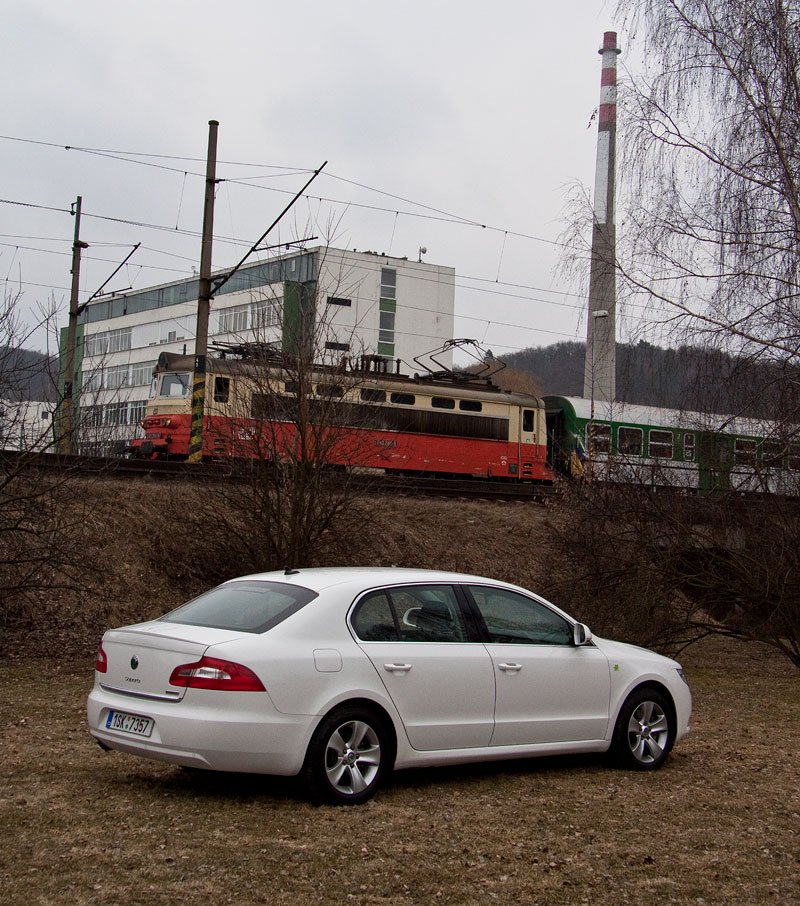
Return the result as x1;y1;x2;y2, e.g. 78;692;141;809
610;686;674;771
303;706;393;805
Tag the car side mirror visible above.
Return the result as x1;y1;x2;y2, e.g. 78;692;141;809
573;623;593;646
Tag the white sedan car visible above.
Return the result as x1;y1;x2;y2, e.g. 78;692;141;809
87;568;691;804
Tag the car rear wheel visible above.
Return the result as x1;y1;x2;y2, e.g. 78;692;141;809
303;706;392;805
611;687;673;770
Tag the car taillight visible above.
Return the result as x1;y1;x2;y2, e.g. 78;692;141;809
168;656;265;692
95;642;108;673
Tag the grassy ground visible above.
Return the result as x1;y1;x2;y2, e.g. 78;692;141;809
1;639;797;906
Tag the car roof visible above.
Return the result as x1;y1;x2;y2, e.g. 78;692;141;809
226;566;514;594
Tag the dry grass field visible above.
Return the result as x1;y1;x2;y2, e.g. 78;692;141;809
1;483;798;904
1;641;798;905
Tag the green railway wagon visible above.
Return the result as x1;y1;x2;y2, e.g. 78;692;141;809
543;396;800;494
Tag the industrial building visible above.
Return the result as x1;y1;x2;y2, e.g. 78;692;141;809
66;246;455;453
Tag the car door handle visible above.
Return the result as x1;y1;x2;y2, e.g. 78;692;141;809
497;662;522;672
384;663;412;673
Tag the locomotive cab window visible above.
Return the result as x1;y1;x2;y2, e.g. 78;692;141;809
160;372;191;398
213;377;230;404
522;409;535;432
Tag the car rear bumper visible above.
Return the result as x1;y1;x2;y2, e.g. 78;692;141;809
87;686;314;775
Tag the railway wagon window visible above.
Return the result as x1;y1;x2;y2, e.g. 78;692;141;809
683;432;695;462
431;397;456;410
391;392;415;405
360;388;386;403
618;427;643;456
649;430;673;458
522;409;534;432
283;381;299;395
213;377;230;404
763;440;786;467
789;445;800;470
734;438;757;465
587;423;611;454
460;400;483;413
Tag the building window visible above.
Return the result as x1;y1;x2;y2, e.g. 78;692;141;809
128;400;147;425
325;341;350;351
649;430;674;459
252;298;280;330
327;296;352;307
218;303;249;334
131;361;156;386
380;268;396;300
618;426;643;456
379;268;397;358
104;364;130;390
84;327;131;357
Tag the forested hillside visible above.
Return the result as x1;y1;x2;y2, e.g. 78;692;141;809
1;346;57;401
501;340;790;418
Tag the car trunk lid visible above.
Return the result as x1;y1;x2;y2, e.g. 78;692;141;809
99;622;251;701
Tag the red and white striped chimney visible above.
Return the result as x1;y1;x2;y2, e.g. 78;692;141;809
584;31;621;406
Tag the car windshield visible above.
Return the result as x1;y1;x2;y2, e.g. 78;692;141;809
160;580;318;633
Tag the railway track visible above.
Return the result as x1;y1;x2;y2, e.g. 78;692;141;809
0;450;555;502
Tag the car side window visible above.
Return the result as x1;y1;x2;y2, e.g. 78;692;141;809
351;592;398;641
352;585;466;642
467;586;573;645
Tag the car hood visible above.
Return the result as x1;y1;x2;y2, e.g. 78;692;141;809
591;635;682;669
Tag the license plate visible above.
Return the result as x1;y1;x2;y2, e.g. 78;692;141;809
105;710;154;737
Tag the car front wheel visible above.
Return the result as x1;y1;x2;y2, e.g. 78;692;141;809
303;706;392;805
611;687;674;770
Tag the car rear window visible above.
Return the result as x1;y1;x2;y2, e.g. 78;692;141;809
160;581;318;633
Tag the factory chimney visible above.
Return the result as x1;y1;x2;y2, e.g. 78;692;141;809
583;31;621;405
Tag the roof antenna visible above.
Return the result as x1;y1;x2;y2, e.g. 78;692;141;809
284;566;300;575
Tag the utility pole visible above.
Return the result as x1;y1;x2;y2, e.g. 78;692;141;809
60;196;89;454
583;31;621;404
188;120;219;463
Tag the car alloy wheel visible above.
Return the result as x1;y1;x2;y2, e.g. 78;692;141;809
627;699;670;765
325;719;381;796
304;706;392;805
611;687;674;771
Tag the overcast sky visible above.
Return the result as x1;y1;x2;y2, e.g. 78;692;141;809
3;1;630;359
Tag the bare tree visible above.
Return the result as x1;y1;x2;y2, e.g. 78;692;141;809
0;288;88;628
196;262;380;572
615;1;800;371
